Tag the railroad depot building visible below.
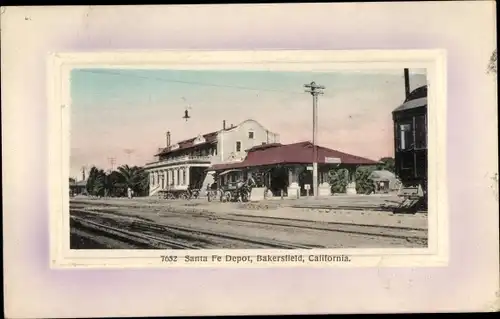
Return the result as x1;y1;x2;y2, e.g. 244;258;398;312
144;119;280;196
145;118;378;198
208;141;378;198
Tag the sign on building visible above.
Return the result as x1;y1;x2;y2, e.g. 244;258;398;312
304;184;311;190
325;157;342;164
306;166;313;171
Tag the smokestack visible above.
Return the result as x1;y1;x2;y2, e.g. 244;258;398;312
82;169;85;181
404;68;411;100
166;131;171;147
223;120;226;130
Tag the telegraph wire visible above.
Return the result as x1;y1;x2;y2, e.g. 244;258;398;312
77;68;306;95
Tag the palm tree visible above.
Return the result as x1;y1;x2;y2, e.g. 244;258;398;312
116;165;149;196
107;170;126;197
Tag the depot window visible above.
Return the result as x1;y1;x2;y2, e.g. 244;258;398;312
236;141;241;152
414;114;427;149
248;131;254;139
399;123;413;150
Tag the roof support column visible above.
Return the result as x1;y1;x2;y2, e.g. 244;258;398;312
346;166;357;195
174;168;178;186
185;166;190;187
287;165;300;199
159;170;165;189
318;166;331;196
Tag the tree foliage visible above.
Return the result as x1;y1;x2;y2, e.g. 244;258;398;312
84;165;149;197
117;165;149;196
328;168;349;194
86;166;107;197
355;166;376;195
328;166;379;194
376;157;395;173
488;49;497;75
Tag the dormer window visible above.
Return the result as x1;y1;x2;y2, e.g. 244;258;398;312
248;131;254;139
193;134;206;145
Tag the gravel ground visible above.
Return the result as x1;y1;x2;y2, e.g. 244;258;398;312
70;195;428;249
71;194;428;229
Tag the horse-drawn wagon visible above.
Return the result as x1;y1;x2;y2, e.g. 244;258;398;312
157;186;200;200
207;169;252;202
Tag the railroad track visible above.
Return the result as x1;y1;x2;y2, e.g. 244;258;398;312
71;215;198;249
210;214;427;243
227;213;426;231
132;219;318;250
292;204;395;212
71;206;427;246
151;208;427;241
71;210;319;250
293;204;427;214
131;206;427;241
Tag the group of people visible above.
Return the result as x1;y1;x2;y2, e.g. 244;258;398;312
127;187;135;199
207;173;257;202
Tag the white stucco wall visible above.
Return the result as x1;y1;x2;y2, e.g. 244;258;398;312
216;119;280;163
146;119;280;196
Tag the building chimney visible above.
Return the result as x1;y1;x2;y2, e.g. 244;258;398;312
166;131;171;147
82;168;85;181
223;120;226;130
404;68;411;100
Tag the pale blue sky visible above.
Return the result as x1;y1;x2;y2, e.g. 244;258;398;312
70;68;427;179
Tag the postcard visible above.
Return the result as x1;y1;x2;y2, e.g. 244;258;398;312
48;49;448;268
3;3;498;317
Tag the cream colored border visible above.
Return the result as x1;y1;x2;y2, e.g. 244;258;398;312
48;50;447;269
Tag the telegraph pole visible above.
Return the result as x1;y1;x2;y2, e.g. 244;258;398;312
107;157;116;171
304;81;325;198
81;166;87;181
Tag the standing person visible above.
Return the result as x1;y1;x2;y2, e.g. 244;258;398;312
246;174;256;201
127;187;132;199
247;174;256;188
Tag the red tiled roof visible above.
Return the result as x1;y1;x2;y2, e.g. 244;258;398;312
156;131;218;156
245;143;283;152
209;141;379;171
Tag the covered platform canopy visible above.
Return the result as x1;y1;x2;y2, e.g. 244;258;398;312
208;141;379;197
218;169;244;176
208;141;378;171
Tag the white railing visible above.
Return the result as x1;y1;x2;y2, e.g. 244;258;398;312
149;184;162;196
145;155;212;168
159;185;189;191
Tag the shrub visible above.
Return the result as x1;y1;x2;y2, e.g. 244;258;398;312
328;168;349;194
355;166;376;194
